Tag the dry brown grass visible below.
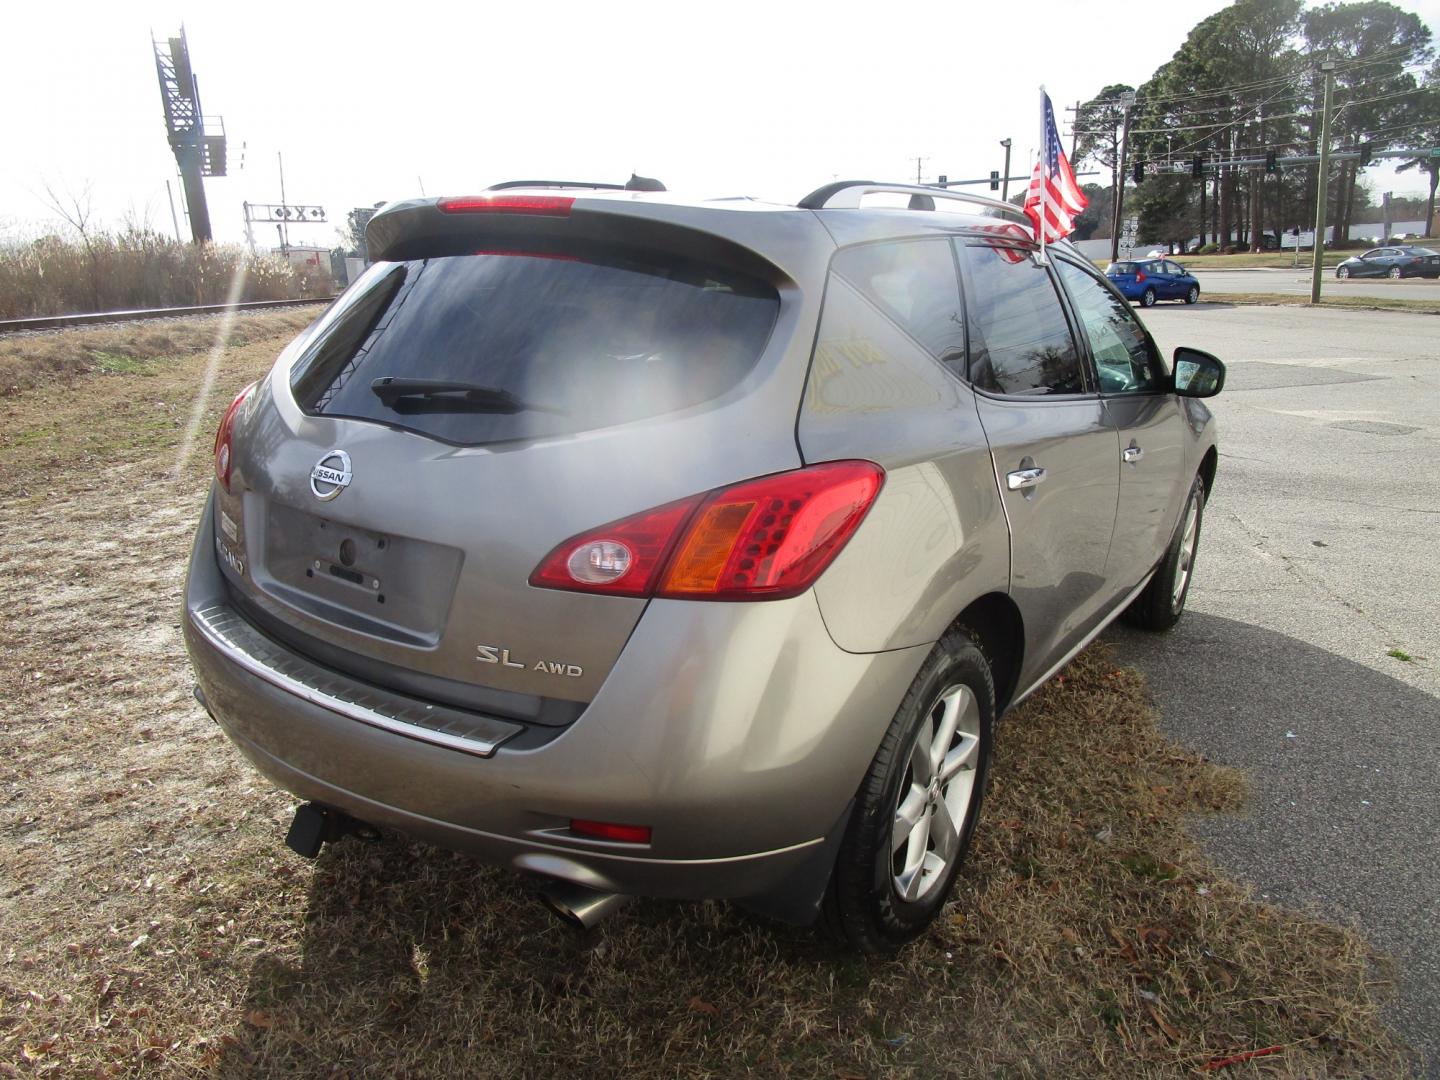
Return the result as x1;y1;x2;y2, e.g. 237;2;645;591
0;325;1414;1078
0;232;328;321
0;310;318;399
1207;292;1440;315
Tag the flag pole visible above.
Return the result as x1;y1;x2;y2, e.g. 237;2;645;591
1037;85;1049;265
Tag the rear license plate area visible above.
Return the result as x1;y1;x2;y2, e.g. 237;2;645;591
254;498;464;643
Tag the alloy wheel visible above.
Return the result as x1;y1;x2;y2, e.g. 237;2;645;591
1171;494;1201;611
891;684;982;902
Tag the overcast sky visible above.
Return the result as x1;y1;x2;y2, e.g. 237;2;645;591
3;0;1436;249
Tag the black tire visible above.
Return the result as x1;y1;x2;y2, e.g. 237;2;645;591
1141;288;1157;308
1123;474;1205;632
822;628;995;954
1185;284;1200;305
1337;266;1350;279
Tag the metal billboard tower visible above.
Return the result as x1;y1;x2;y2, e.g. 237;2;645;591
152;28;227;244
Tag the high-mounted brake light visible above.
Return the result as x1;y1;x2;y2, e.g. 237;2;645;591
529;461;884;602
1136;269;1147;282
213;382;256;494
438;194;575;217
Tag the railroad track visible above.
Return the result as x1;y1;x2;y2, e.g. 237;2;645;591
0;296;335;335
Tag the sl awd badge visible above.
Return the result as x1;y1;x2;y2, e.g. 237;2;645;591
310;449;352;501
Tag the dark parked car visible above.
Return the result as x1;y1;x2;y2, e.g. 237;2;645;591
183;180;1224;952
1106;259;1200;307
1335;245;1440;279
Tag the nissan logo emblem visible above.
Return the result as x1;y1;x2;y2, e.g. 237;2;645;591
309;449;353;501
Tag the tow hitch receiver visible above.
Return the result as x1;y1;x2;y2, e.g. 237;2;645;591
284;803;373;859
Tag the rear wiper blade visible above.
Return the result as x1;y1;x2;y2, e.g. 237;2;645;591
370;377;565;414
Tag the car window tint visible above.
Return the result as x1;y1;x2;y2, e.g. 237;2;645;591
1055;259;1160;395
289;251;778;445
1110;262;1139;274
960;243;1083;396
830;241;965;373
1165;262;1185;276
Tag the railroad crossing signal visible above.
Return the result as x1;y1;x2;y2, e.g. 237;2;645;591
245;203;327;223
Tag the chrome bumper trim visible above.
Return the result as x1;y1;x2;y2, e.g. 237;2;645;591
189;603;521;757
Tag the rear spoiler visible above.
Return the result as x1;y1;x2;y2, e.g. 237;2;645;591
364;196;799;284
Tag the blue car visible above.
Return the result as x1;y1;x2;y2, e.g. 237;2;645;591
1106;258;1200;307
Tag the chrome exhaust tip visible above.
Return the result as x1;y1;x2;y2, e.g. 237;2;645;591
538;882;633;930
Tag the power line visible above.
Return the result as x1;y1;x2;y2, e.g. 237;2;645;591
1072;44;1429;115
1072;68;1431;136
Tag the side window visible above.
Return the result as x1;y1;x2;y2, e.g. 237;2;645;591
830;240;965;373
1054;259;1161;395
958;242;1084;396
1165;261;1185;276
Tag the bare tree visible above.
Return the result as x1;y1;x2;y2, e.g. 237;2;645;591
39;181;102;311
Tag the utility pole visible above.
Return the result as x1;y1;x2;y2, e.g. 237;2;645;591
1071;100;1081;160
165;179;182;243
913;157;929;185
1111;90;1137;263
1310;61;1335;305
278;151;289;252
999;139;1013;202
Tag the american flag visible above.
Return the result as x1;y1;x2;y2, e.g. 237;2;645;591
1024;90;1088;245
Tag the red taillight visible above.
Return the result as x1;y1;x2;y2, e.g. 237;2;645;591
213;382;255;493
529;461;884;601
1136;270;1147;282
569;819;652;844
528;496;703;598
438;194;574;216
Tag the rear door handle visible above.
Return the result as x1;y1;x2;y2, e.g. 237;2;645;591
1006;466;1047;490
1122;444;1144;464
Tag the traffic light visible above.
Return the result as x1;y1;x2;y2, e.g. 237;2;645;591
1358;142;1373;166
1265;151;1277;173
938;174;948;186
989;171;999;191
1133;159;1145;184
1192;154;1204;178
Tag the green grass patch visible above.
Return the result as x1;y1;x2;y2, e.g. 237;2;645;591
1386;648;1415;662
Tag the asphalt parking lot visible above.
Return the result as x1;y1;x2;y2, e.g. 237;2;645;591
1194;267;1440;300
1103;303;1440;1074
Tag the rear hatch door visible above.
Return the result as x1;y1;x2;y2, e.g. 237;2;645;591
219;198;829;718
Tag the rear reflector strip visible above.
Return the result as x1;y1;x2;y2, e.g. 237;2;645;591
438;194;575;216
569;819;652;844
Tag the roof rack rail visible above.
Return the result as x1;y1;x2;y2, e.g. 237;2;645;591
485;180;627;192
797;180;1032;226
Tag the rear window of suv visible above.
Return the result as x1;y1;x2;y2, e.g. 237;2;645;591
288;251;779;445
1109;262;1140;274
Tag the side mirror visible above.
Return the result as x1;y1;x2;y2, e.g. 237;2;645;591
1172;347;1225;398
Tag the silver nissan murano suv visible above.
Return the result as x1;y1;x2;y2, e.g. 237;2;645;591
183;180;1223;952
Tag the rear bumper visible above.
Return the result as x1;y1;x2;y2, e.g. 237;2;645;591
183;492;929;911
